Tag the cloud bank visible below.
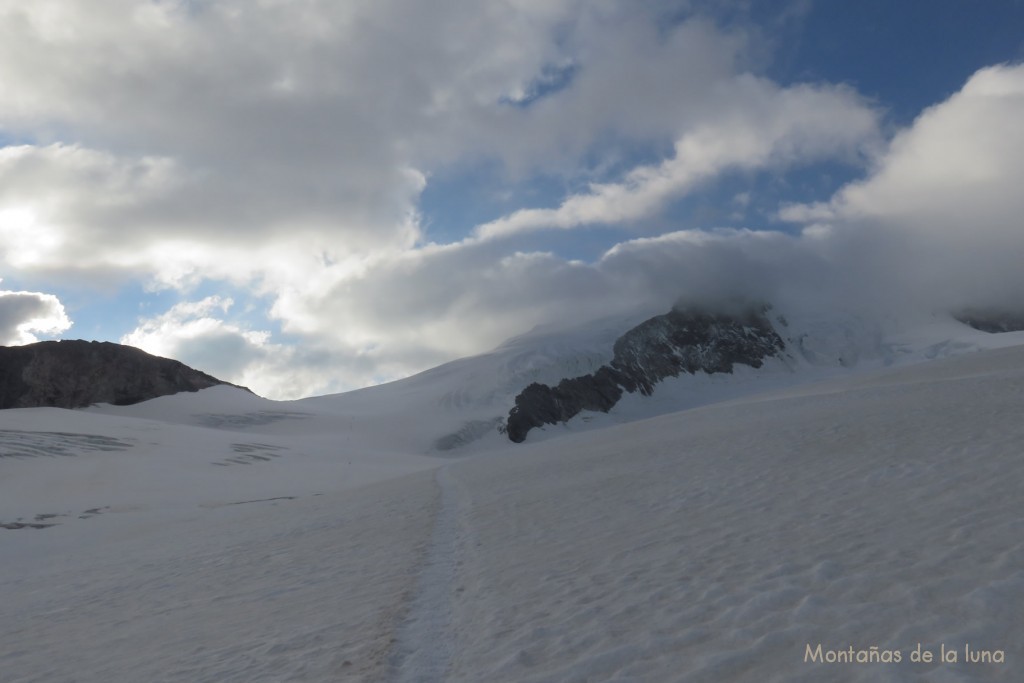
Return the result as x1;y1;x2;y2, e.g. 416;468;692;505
1;1;1021;398
780;63;1024;313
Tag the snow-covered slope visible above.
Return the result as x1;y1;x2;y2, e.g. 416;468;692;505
432;343;1024;682
2;337;1023;681
293;309;660;453
3;307;1021;527
174;306;1024;454
0;387;443;537
518;310;1024;443
339;306;1024;450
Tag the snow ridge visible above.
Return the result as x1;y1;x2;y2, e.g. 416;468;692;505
390;467;462;682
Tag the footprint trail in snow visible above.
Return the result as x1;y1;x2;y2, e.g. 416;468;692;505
390;467;463;682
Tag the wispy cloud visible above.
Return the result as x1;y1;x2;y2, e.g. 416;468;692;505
474;77;879;240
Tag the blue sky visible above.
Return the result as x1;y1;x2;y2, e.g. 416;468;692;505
2;0;1023;398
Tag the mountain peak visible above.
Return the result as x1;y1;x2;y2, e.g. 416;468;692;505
505;305;785;442
0;339;248;410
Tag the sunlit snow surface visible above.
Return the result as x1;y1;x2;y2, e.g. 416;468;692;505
2;317;1023;681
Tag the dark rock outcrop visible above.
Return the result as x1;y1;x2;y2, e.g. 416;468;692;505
0;340;246;409
505;306;785;442
955;310;1024;334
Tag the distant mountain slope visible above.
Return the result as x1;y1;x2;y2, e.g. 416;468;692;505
291;303;1024;453
505;305;785;442
0;340;246;409
295;310;655;454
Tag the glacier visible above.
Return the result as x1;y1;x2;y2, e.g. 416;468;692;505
2;310;1023;681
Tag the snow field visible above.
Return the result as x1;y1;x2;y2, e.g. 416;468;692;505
2;470;440;682
1;340;1023;681
436;348;1024;681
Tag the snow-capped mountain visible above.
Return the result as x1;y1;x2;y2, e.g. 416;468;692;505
4;303;1022;456
297;301;1024;450
505;305;786;442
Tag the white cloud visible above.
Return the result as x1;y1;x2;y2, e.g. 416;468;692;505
0;1;841;396
0;0;566;289
783;64;1024;231
0;284;72;345
122;296;269;378
284;61;1024;393
271;230;828;390
9;2;1013;400
0;1;781;289
121;295;394;399
781;63;1024;312
474;77;879;240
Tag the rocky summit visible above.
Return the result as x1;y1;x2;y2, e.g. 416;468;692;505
505;305;785;442
0;340;245;409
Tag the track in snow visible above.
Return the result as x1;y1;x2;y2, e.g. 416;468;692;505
390;466;463;682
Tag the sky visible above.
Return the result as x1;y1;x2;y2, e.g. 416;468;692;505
2;0;1023;399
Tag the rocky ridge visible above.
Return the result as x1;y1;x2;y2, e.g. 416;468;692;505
954;309;1024;334
505;305;785;442
0;340;246;409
